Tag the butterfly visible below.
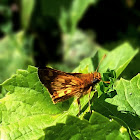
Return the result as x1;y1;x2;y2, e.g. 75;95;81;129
38;55;108;115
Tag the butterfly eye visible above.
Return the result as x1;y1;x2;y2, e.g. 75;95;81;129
93;78;99;83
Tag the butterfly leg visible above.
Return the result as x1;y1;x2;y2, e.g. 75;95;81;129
88;86;92;113
77;98;81;116
88;92;91;113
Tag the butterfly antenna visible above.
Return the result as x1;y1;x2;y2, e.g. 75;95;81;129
96;54;106;72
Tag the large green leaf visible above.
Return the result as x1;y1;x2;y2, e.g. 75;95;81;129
0;65;91;139
107;74;140;115
92;74;140;139
106;74;140;128
0;66;62;139
45;112;130;140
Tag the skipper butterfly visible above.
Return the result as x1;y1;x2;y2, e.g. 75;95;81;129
38;55;107;115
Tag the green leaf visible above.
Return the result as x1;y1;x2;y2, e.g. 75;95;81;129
0;31;34;83
0;65;93;139
133;130;140;139
110;116;138;140
92;74;140;139
98;42;138;78
106;74;140;129
21;0;35;29
59;0;95;33
45;112;130;140
0;5;12;34
0;66;63;139
0;65;91;139
97;69;116;97
73;42;138;78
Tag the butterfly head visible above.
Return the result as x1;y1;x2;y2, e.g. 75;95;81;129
92;71;101;84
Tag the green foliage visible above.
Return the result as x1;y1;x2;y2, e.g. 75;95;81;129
92;74;140;139
0;44;139;139
45;113;130;140
106;74;140;129
0;1;140;139
0;5;12;34
21;0;35;29
0;32;34;83
39;0;97;33
74;42;138;77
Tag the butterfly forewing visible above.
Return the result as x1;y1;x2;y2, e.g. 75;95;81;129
38;67;85;103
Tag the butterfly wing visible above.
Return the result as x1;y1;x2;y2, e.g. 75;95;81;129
38;67;84;103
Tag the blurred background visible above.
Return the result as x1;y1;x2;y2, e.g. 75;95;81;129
0;0;140;84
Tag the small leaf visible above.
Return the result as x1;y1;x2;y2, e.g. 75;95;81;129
97;69;116;97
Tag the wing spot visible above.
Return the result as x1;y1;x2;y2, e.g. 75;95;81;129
70;80;77;85
65;85;71;87
57;78;65;83
66;89;71;94
58;91;65;97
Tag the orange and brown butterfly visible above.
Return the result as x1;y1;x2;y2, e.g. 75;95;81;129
38;55;107;115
